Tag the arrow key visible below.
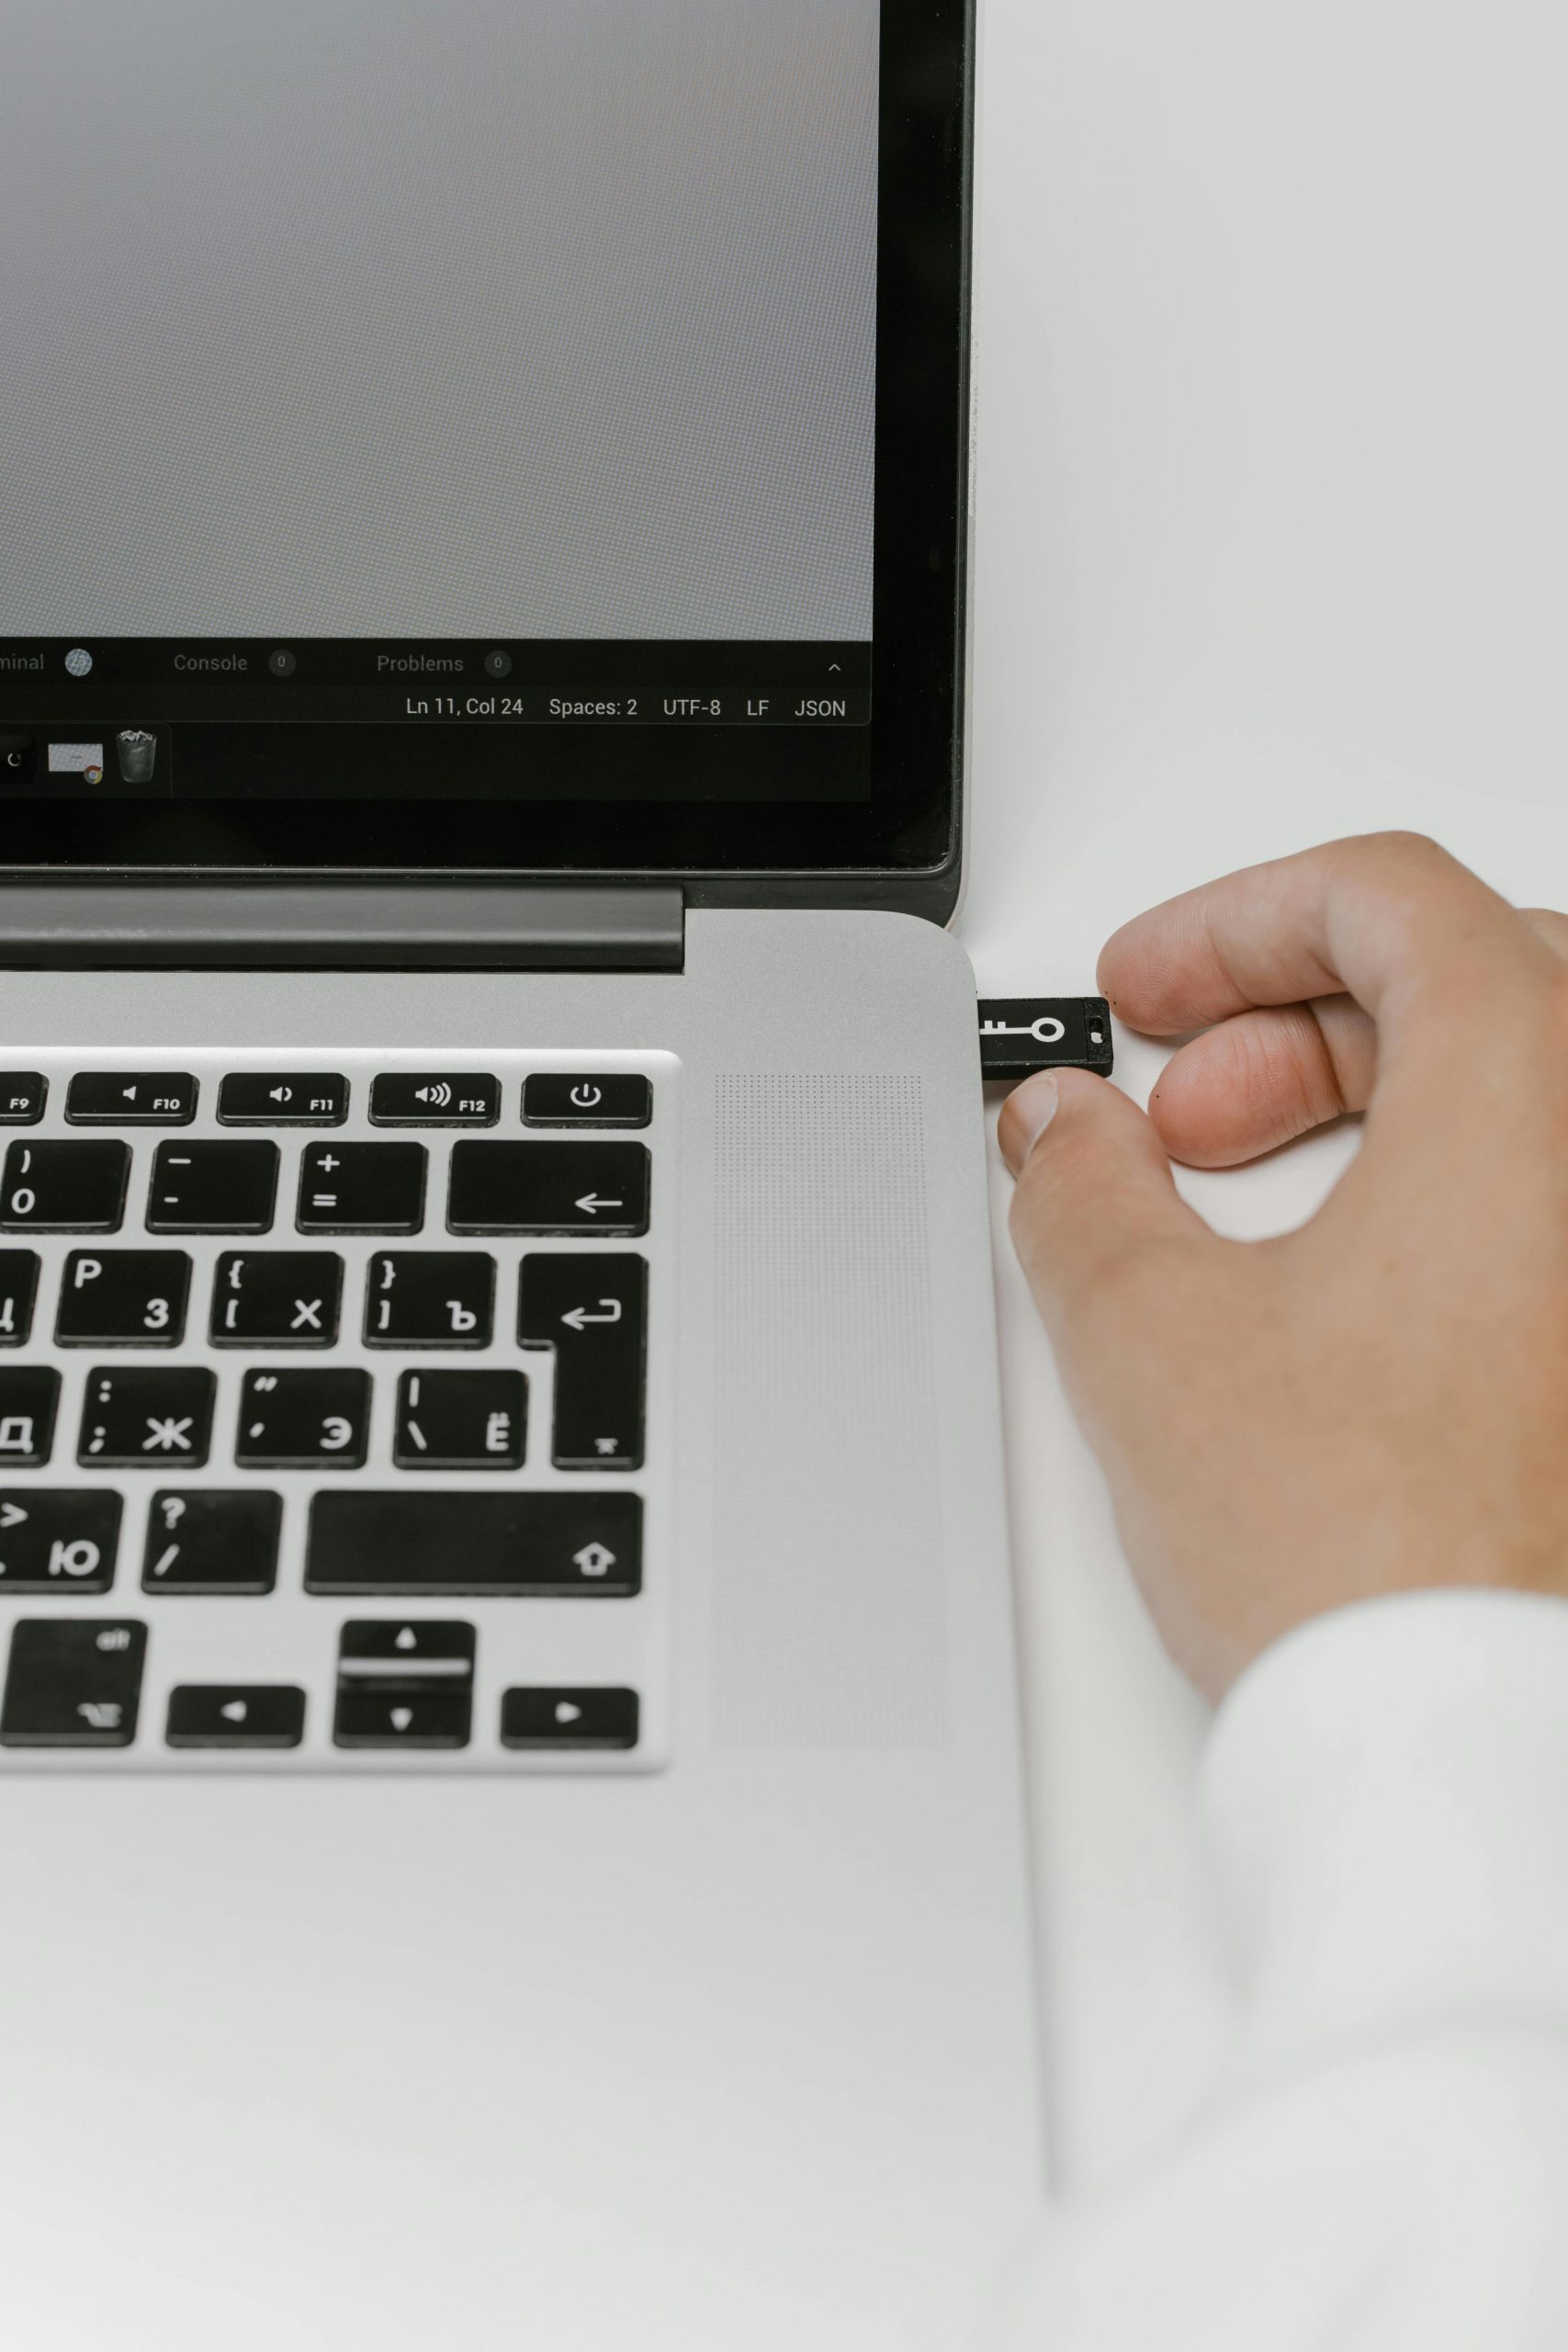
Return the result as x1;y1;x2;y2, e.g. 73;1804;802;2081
501;1687;640;1751
166;1684;305;1748
333;1689;471;1749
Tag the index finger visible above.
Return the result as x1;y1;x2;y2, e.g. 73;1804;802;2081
1098;832;1535;1040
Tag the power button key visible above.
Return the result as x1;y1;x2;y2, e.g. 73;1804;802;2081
522;1075;651;1129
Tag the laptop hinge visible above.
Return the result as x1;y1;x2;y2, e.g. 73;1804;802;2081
0;877;685;973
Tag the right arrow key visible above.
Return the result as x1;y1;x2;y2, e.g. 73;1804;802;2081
518;1253;647;1470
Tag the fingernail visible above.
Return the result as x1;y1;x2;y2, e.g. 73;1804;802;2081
1000;1072;1058;1173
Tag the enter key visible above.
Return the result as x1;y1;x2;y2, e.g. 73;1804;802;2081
518;1253;647;1470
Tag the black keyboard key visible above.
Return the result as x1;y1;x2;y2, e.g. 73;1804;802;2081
0;1490;121;1593
298;1142;426;1234
78;1367;215;1468
394;1370;525;1468
501;1686;640;1751
0;1251;39;1346
142;1489;281;1593
447;1141;649;1237
2;1139;130;1232
369;1072;500;1126
210;1251;344;1346
336;1619;477;1678
236;1368;370;1467
166;1684;305;1748
0;1074;46;1126
66;1071;197;1125
0;1618;145;1747
0;1368;60;1466
56;1250;190;1346
518;1253;647;1470
305;1490;641;1596
522;1075;652;1129
365;1251;494;1347
333;1688;471;1748
218;1073;348;1126
147;1140;278;1234
333;1616;475;1750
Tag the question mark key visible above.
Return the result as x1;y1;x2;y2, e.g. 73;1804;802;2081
141;1491;283;1594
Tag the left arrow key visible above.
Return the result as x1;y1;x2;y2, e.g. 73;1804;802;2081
0;1490;122;1592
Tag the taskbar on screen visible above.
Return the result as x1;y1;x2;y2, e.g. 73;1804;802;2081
0;637;873;803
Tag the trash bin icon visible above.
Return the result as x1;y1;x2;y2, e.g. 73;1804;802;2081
116;729;158;786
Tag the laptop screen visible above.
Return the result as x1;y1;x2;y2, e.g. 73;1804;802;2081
0;1;971;886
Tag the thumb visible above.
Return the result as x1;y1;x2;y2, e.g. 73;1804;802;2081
999;1070;1221;1347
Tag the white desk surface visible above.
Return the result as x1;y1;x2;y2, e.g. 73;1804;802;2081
956;0;1568;2189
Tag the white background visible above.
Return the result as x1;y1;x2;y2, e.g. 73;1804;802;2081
957;0;1568;2188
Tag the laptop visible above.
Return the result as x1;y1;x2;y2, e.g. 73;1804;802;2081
0;3;1043;2344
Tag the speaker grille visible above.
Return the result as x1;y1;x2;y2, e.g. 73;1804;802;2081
712;1076;948;1747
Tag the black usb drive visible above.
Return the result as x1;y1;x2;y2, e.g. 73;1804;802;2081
977;998;1113;1080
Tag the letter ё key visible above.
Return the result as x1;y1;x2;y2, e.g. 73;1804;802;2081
447;1142;649;1236
2;1141;130;1232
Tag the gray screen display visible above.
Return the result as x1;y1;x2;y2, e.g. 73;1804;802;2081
0;0;878;642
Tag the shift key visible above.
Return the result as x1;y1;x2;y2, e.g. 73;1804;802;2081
304;1491;641;1596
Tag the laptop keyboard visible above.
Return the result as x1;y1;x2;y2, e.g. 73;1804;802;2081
0;1051;674;1772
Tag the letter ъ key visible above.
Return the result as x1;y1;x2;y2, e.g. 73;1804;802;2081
365;1252;495;1346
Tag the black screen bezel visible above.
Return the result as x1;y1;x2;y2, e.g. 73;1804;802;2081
1;0;975;910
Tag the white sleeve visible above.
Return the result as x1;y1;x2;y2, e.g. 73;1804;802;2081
988;1589;1568;2352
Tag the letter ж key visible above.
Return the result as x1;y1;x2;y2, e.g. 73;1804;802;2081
518;1254;647;1469
78;1369;215;1468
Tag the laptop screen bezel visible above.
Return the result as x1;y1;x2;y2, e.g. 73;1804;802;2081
2;0;975;915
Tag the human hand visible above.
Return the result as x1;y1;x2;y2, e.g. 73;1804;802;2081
998;832;1568;1701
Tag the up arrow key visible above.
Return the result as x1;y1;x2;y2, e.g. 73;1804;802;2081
220;1699;248;1724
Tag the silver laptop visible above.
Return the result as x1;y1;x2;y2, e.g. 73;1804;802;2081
0;4;1043;2344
